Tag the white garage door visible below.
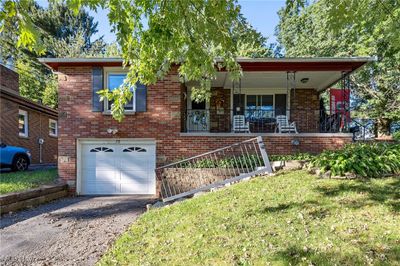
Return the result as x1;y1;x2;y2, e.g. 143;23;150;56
80;140;156;195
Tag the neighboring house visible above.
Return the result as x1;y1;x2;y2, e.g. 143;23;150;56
0;64;58;164
39;57;372;196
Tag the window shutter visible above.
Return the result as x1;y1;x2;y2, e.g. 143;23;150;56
92;67;103;112
135;83;147;112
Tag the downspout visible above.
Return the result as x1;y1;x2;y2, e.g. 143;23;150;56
39;113;43;163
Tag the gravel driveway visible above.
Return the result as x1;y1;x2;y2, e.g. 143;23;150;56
0;196;154;266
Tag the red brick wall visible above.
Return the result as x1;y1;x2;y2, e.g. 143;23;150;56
210;88;231;132
56;66;352;190
0;64;19;94
290;89;320;133
0;97;58;164
177;135;351;157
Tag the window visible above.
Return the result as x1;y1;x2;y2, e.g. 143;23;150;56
123;147;147;152
90;147;114;152
246;95;273;111
104;72;135;112
246;95;274;120
49;119;58;137
18;110;28;137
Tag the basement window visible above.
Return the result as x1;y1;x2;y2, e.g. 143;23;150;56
18;110;28;137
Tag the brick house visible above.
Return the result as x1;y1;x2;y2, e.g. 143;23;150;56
39;57;371;196
0;64;58;165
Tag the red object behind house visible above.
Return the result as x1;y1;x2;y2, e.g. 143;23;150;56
330;88;350;128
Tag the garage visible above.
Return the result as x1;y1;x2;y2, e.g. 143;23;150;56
78;139;156;195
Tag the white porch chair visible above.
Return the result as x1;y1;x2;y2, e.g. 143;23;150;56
233;115;250;133
275;115;298;133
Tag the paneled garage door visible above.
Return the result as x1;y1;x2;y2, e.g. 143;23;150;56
80;140;156;195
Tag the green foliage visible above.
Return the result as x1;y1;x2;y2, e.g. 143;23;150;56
186;154;264;169
97;83;133;122
0;2;107;108
0;169;57;194
99;170;400;265
277;0;400;135
270;153;314;161
179;153;314;169
310;143;400;177
1;0;271;121
393;131;400;141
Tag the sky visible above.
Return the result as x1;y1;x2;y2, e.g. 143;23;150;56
37;0;286;45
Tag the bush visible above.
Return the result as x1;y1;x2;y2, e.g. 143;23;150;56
269;153;314;161
180;153;314;169
310;143;400;177
393;131;400;141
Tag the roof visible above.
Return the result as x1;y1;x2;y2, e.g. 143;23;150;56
0;86;58;117
39;56;374;71
39;56;374;92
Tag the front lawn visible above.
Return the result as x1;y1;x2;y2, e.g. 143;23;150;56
99;170;400;265
0;169;58;195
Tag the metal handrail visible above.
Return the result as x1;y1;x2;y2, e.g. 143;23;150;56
156;136;272;201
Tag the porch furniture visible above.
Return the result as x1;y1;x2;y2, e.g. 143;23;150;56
233;115;250;133
275;115;298;133
249;118;277;133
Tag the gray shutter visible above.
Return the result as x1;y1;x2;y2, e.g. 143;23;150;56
135;83;147;112
92;67;103;112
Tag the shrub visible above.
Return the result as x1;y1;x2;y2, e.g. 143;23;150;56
180;153;314;169
393;131;400;141
188;154;264;169
310;143;400;177
269;153;314;161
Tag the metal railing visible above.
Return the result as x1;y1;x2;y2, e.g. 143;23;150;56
156;136;272;202
183;108;350;133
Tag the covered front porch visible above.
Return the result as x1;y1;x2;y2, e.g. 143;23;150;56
181;58;372;134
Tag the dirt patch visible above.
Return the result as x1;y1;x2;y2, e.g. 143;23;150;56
0;196;154;266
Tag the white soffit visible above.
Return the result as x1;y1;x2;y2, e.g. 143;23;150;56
206;71;342;91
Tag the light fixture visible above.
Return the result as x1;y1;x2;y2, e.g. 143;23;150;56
300;78;309;84
107;127;118;134
291;139;300;146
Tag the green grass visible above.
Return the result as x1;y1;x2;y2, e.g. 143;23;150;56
99;170;400;266
0;169;58;195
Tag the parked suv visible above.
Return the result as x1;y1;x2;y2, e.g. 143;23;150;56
0;143;31;171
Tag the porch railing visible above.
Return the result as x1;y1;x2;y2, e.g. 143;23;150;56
156;136;272;202
183;108;350;133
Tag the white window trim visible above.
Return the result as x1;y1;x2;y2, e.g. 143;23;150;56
103;67;136;114
49;119;58;137
18;109;29;137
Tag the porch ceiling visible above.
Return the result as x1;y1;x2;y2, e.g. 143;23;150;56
197;71;345;91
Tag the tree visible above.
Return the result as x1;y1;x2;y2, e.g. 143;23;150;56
1;0;271;121
277;0;400;135
0;1;107;107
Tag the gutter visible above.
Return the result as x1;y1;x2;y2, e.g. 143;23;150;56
0;86;58;117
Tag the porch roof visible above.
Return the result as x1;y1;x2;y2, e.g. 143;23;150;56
39;56;374;91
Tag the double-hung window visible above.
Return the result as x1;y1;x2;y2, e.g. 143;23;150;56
104;72;135;112
18;110;28;137
49;119;58;137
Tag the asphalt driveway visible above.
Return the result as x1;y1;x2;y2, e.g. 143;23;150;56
0;196;155;266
